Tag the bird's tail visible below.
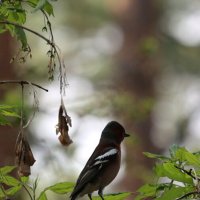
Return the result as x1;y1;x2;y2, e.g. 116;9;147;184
70;192;78;200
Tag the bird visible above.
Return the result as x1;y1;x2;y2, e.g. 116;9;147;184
70;121;129;200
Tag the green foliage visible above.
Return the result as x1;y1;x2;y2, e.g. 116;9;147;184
0;166;129;199
136;145;200;200
93;192;131;200
37;182;75;199
0;0;54;48
0;105;20;125
0;165;22;199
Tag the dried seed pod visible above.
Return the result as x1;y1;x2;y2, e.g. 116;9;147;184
18;163;31;177
15;132;36;176
56;104;73;146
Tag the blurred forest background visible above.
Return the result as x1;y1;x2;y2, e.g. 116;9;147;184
1;0;200;199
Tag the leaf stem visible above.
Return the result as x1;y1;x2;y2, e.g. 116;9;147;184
22;184;34;200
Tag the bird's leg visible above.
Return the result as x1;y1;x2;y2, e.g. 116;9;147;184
88;194;92;200
98;189;104;200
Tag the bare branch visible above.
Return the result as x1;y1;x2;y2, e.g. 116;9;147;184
0;80;48;92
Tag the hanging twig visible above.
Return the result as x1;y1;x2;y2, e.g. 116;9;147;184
41;10;68;95
61;97;72;127
0;19;68;94
20;82;24;131
23;81;39;129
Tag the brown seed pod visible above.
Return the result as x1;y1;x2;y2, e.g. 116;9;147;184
56;105;73;146
18;163;31;177
15;132;36;176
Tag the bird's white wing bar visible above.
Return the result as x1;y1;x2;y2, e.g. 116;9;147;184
89;148;118;168
95;149;118;160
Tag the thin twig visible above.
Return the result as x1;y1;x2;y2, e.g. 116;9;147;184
23;81;39;129
0;20;52;45
176;191;199;200
41;10;67;94
20;83;24;132
61;97;72;127
175;166;200;181
0;80;48;92
22;185;34;200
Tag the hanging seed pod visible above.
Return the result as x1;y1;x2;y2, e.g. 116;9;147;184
56;105;72;146
15;132;36;176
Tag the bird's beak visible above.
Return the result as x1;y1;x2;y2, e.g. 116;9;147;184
124;133;130;137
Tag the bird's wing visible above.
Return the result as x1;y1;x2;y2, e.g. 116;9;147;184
77;146;118;184
71;146;119;196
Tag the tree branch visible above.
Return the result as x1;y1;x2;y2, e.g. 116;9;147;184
0;80;48;92
0;19;67;95
175;165;200;181
0;20;52;45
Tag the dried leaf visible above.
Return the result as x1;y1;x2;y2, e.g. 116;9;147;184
56;104;72;146
15;132;36;176
18;163;31;177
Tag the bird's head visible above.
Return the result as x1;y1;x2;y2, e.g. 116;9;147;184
100;121;129;144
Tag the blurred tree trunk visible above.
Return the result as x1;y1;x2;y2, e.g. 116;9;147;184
0;33;17;165
108;0;161;193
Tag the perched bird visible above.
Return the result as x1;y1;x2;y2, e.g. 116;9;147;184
70;121;129;200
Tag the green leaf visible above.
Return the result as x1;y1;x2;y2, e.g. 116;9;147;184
0;166;16;175
37;192;48;200
1;110;20;118
155;163;193;184
0;187;6;199
32;0;52;14
20;176;29;184
14;26;27;48
135;184;157;200
143;152;169;160
135;183;170;200
37;182;75;199
0;105;15;109
169;144;180;158
0;25;6;34
47;182;75;194
5;184;22;196
0;175;20;186
32;0;47;12
43;1;54;16
93;192;131;200
176;147;200;167
156;185;195;200
0;115;11;126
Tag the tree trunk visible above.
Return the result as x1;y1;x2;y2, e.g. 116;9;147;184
108;0;161;193
0;32;17;165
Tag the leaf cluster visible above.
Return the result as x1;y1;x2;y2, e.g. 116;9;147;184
0;165;131;200
136;145;200;200
0;166;26;199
